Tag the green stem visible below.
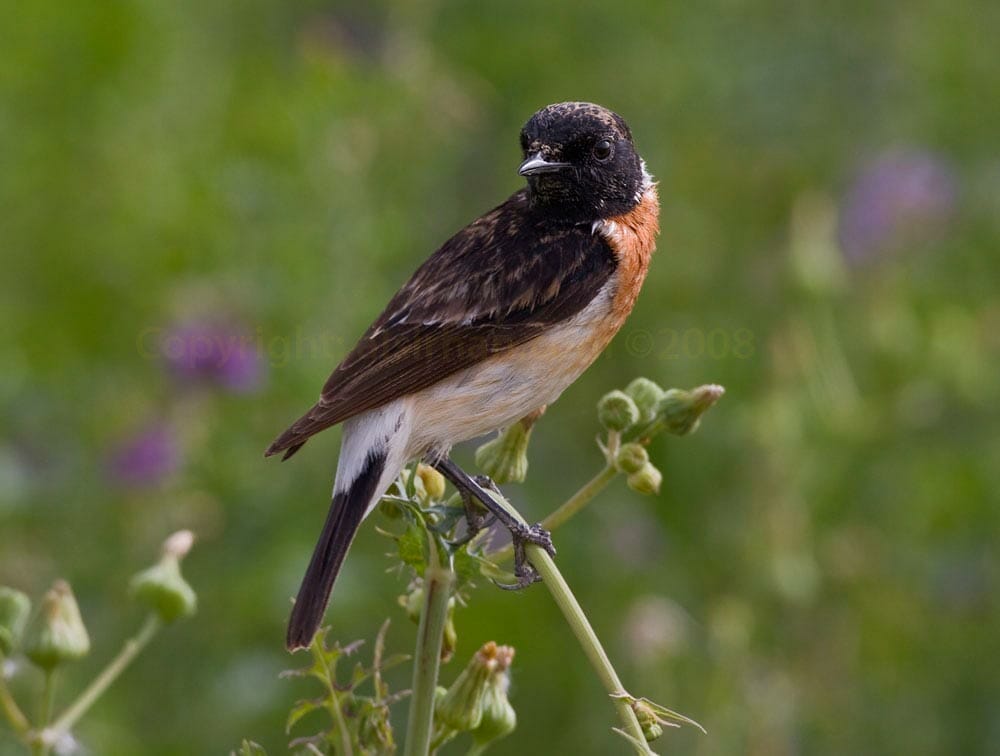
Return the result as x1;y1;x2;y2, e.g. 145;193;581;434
0;655;31;737
486;493;653;754
41;614;161;747
491;464;619;564
404;561;455;756
32;669;57;756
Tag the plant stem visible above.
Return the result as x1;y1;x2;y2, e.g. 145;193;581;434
311;635;353;756
404;562;455;756
491;464;619;564
485;492;653;754
41;614;161;747
32;669;57;756
525;545;653;754
0;656;31;737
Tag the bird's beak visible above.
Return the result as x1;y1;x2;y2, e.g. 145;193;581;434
518;153;572;177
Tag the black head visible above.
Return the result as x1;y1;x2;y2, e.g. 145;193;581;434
518;102;646;223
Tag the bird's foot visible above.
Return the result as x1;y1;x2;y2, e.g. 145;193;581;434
430;457;556;587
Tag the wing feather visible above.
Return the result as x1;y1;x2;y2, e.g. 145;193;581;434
266;190;615;459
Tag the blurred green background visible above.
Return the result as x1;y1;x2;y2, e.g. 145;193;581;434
2;0;998;754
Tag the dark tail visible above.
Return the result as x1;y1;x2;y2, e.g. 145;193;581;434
286;449;386;650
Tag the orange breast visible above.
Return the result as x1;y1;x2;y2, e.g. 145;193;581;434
595;185;660;341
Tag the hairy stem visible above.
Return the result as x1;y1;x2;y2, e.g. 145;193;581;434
491;463;619;564
404;557;455;756
42;614;160;747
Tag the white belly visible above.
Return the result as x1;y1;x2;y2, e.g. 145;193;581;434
405;281;615;456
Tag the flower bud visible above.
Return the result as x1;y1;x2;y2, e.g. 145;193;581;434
25;580;90;670
399;582;424;623
474;421;532;484
627;463;663;495
442;604;458;664
470;646;516;752
0;587;31;655
633;700;664;742
626;378;666;423
614;443;649;475
130;530;197;622
598;390;640;432
657;384;725;436
416;463;447;500
436;641;513;732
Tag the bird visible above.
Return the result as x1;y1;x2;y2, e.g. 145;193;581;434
266;101;659;650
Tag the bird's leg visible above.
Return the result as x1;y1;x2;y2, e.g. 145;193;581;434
431;456;555;589
444;477;497;548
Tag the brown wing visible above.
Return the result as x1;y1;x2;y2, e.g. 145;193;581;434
265;189;616;459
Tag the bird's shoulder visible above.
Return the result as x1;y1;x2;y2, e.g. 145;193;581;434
373;188;616;332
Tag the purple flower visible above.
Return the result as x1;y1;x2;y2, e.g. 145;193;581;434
161;321;264;394
838;149;958;265
107;424;179;488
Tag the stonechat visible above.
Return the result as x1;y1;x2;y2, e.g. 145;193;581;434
267;102;659;649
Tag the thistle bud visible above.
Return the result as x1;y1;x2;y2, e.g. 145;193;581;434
633;700;664;742
0;587;31;655
470;646;516;753
625;378;666;423
627;463;663;495
657;384;725;436
436;641;513;732
416;463;447;500
25;580;90;670
598;390;640;432
615;443;649;475
130;530;197;622
474;421;532;484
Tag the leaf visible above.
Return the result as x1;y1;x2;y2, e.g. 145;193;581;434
286;697;326;734
232;739;267;756
451;545;483;588
396;523;428;575
351;660;370;690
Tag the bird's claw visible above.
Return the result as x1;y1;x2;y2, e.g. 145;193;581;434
491;521;554;591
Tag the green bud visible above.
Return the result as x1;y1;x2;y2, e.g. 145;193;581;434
474;422;532;484
627;463;663;495
130;530;197;622
470;646;516;752
615;443;649;475
416;463;447;500
442;607;458;664
657;384;725;436
598;390;640;432
633;700;664;742
0;587;31;655
399;582;424;623
626;378;666;423
25;580;90;670
436;641;513;732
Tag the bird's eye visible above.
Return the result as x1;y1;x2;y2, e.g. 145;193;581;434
593;139;613;161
